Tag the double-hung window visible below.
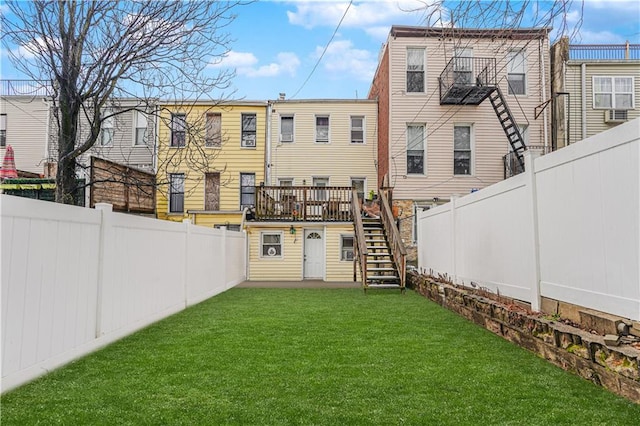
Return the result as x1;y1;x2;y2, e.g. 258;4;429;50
350;116;364;143
169;173;185;213
171;113;186;147
507;51;526;95
341;235;354;261
100;111;114;146
593;76;634;109
406;48;425;93
261;232;282;258
205;113;222;147
0;114;6;147
350;178;366;201
407;124;425;174
240;173;255;209
453;125;472;175
453;48;473;85
134;111;148;146
315;115;329;143
241;113;256;147
280;115;294;143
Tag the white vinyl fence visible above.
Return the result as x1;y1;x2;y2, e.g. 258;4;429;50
1;197;246;392
417;118;639;321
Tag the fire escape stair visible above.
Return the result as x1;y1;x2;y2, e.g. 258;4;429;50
361;217;401;290
488;87;527;170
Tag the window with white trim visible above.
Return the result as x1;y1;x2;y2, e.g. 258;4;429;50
350;177;366;201
507;51;526;95
453;47;473;85
453;125;472;175
350;116;364;143
240;173;255;209
593;76;634;109
313;177;329;201
280;115;294;143
100;111;114;146
169;173;185;213
261;232;283;258
315;115;329;143
341;235;354;261
0;114;6;147
407;124;425;174
406;48;425;93
241;113;257;147
134;111;148;146
171;113;186;147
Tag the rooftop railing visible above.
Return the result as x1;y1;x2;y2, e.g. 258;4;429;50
0;80;52;97
569;42;640;60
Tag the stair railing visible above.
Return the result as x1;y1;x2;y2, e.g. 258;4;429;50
378;189;406;288
351;189;368;286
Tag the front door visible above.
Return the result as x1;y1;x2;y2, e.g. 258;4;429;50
303;229;324;279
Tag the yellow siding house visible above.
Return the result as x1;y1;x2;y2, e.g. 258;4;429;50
156;101;267;229
244;99;378;282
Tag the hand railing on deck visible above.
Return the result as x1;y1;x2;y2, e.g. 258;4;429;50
254;186;353;221
351;188;368;286
379;188;406;288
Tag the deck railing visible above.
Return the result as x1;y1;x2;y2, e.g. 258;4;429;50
351;189;368;285
379;188;406;289
569;43;640;60
253;185;354;221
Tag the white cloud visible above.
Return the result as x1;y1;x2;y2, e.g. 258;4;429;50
209;50;258;68
312;39;377;82
211;50;300;78
575;29;627;44
286;1;425;30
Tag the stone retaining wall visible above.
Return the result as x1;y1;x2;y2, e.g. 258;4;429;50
408;272;640;403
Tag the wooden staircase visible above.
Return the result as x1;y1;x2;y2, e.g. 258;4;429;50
351;188;406;293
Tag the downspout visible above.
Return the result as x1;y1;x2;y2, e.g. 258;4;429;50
266;101;272;184
540;38;549;150
581;63;587;142
154;104;160;174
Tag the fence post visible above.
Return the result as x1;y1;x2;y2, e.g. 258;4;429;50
524;151;542;311
183;219;191;307
220;226;228;289
94;203;113;338
450;195;458;284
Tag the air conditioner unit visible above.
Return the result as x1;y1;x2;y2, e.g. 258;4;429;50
604;109;628;123
243;136;256;147
281;134;293;143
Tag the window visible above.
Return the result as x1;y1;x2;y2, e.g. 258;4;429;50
454;125;472;175
507;51;526;95
215;224;241;232
100;111;114;146
169;173;185;213
407;124;425;174
315;115;329;143
350;178;365;201
171;113;186;147
261;232;282;258
278;178;293;186
280;115;294;143
240;173;255;209
134;111;148;146
453;48;473;85
593;76;634;109
341;235;354;261
350;116;364;143
406;48;425;92
205;113;221;147
0;114;6;147
313;177;329;200
204;172;220;211
241;113;256;147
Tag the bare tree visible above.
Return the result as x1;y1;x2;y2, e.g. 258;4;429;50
2;0;243;203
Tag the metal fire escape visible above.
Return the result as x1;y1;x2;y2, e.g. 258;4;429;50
439;56;526;171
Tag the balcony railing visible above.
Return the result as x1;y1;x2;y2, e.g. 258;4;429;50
252;186;355;222
0;80;52;97
569;43;640;60
439;57;497;105
503;145;553;179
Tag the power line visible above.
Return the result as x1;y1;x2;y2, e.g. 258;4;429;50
290;0;353;99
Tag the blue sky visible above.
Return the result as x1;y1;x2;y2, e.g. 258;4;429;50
2;1;639;100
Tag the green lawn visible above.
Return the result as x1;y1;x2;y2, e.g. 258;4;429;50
2;288;638;425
